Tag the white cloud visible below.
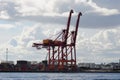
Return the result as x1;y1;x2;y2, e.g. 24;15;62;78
0;24;15;29
76;27;120;63
14;0;58;16
2;23;65;59
0;11;10;19
0;0;120;63
0;23;120;63
14;23;65;47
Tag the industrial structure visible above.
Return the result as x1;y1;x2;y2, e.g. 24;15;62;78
0;60;120;72
32;10;82;72
0;10;120;73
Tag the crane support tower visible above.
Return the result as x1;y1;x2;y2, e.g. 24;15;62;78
32;10;82;72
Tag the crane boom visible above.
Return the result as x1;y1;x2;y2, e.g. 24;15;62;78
64;10;74;44
73;12;82;45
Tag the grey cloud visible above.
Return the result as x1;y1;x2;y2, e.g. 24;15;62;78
11;10;120;29
1;0;120;29
81;13;120;28
5;2;19;17
93;0;120;10
17;15;66;25
4;13;120;29
0;1;19;17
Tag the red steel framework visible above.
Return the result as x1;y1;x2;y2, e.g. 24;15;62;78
32;10;82;71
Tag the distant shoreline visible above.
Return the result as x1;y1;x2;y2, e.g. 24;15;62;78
0;70;120;73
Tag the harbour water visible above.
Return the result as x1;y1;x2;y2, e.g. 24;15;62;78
0;73;120;80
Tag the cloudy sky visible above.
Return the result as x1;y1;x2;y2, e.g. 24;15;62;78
0;0;120;64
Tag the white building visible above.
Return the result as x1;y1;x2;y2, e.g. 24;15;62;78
78;63;96;69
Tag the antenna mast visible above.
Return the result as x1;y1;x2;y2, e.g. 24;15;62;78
6;48;8;62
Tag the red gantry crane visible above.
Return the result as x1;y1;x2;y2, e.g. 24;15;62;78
32;10;82;72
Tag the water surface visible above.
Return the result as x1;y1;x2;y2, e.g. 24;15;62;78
0;73;120;80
